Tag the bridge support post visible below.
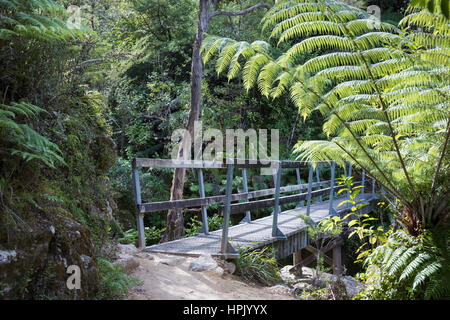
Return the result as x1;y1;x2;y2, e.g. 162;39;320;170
346;162;352;210
272;167;282;215
272;161;286;239
132;166;146;249
306;164;314;216
221;162;237;257
239;168;252;224
316;167;322;202
332;244;343;276
197;169;209;234
328;161;338;216
295;168;304;208
361;169;365;195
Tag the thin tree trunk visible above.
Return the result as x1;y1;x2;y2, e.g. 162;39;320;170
161;0;211;242
161;0;270;242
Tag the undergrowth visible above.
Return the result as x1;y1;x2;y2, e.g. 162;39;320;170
234;246;281;286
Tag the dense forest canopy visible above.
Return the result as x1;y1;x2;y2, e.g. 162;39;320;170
0;0;448;300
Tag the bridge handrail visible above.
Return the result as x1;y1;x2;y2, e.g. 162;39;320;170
131;158;376;258
132;158;332;169
138;180;334;213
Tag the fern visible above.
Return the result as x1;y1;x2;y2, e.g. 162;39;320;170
0;0;90;41
0;102;65;168
202;0;450;230
362;230;449;299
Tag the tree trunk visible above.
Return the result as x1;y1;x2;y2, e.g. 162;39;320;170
161;0;211;242
160;0;270;242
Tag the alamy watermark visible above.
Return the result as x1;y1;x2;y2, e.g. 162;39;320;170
170;121;279;175
66;265;81;290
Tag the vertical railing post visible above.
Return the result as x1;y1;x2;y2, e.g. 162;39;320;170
316;167;322;202
306;164;313;216
296;168;304;208
372;177;376;194
197;169;209;234
272;161;282;235
132;163;145;249
371;177;378;200
221;163;234;255
361;169;365;203
328;161;337;216
240;168;252;223
272;161;286;239
272;167;281;214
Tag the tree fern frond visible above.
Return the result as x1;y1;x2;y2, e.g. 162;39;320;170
242;53;272;91
412;261;442;291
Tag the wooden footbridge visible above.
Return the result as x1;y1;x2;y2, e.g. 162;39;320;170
132;158;377;274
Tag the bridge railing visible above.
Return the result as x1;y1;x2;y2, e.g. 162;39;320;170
132;158;375;257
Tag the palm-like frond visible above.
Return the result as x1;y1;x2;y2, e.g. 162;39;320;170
202;0;450;228
0;102;65;168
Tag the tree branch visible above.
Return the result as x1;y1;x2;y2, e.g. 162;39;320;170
209;3;270;19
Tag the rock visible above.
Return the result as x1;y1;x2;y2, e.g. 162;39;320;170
341;276;365;299
80;254;92;270
189;254;218;272
159;256;185;266
327;278;349;300
293;282;313;292
218;260;236;274
136;252;154;260
267;284;293;295
188;254;225;277
113;254;140;274
118;243;139;255
0;215;99;299
0;250;17;265
280;265;305;285
207;266;224;277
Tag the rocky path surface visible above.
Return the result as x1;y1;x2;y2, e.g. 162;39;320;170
125;250;295;300
115;244;363;300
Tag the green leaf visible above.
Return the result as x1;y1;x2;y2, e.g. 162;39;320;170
348;219;359;227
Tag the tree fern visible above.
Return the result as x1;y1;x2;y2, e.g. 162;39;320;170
0;102;64;168
362;229;448;300
202;0;449;232
0;0;90;41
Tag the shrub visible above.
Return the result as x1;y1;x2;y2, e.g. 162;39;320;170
97;258;141;300
235;246;281;286
355;229;449;300
118;226;166;246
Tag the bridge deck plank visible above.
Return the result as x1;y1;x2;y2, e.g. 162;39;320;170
144;194;374;258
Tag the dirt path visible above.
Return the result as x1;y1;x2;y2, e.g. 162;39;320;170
127;252;296;300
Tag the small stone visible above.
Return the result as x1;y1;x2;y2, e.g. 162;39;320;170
114;254;140;274
118;243;139;255
267;284;293;295
136;252;154;260
159;256;185;266
0;250;17;265
189;254;218;272
80;254;91;269
293;282;313;291
223;261;236;274
341;276;365;298
212;266;225;277
280;265;301;285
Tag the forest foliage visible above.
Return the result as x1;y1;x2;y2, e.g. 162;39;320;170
0;0;448;299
